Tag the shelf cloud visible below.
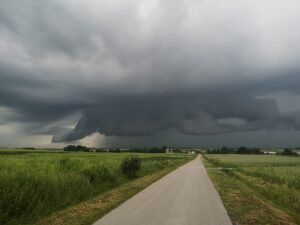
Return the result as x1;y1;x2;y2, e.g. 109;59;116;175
1;0;300;145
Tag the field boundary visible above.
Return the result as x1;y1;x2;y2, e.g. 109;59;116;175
203;154;299;225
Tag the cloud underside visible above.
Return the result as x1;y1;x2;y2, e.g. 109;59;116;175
0;0;300;143
52;96;300;142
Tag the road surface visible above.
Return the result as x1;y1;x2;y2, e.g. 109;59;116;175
93;156;232;225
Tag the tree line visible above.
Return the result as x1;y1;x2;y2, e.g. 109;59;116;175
63;145;167;153
207;146;299;155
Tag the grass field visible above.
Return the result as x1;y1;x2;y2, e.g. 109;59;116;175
0;149;193;225
203;154;300;225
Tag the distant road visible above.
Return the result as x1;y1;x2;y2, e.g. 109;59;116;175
93;156;232;225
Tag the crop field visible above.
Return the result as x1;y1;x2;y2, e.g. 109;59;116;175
0;149;193;225
203;154;300;225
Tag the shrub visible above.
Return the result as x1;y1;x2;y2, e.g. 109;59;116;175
121;156;141;178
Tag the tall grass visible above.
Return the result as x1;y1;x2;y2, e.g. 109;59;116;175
204;154;300;167
0;152;191;225
204;154;300;223
242;166;300;189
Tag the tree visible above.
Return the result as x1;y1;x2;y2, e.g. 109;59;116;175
237;146;250;154
252;148;261;154
63;145;89;152
282;148;295;155
221;146;235;154
148;147;163;153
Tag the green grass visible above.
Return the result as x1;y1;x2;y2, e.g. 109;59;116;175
203;154;300;225
35;161;187;225
0;149;193;225
204;154;300;167
0;148;63;154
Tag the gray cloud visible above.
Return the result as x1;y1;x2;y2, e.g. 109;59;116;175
0;0;300;145
52;95;300;142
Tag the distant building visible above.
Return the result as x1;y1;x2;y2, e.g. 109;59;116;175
165;147;200;154
263;151;277;155
166;148;174;153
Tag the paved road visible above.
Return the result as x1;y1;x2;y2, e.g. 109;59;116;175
93;156;232;225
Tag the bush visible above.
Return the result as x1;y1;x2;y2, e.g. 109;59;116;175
121;156;141;178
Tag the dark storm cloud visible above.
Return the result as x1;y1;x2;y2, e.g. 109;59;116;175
1;0;300;143
52;95;300;142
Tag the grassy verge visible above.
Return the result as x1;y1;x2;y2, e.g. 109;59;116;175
202;155;299;225
34;160;190;225
0;151;194;225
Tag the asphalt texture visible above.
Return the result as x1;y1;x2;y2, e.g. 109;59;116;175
93;156;232;225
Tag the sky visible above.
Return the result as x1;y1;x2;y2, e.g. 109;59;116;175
1;0;300;148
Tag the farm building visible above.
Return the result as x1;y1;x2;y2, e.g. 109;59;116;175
263;151;277;155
